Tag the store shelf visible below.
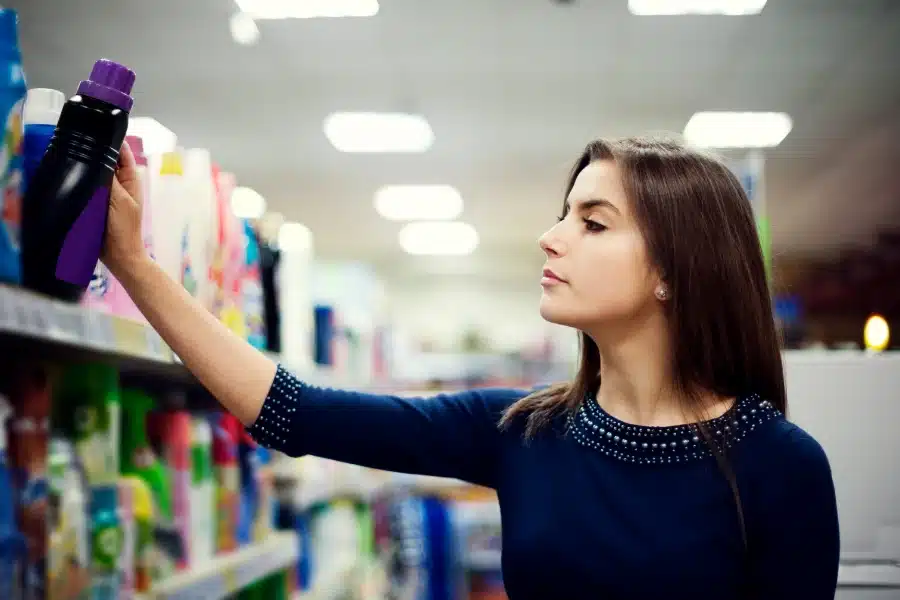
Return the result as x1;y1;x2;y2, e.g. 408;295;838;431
837;561;900;589
137;531;298;600
0;284;178;371
292;557;364;600
0;284;292;388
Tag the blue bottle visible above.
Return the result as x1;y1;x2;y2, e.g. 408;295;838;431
0;9;27;284
23;88;65;192
0;395;26;600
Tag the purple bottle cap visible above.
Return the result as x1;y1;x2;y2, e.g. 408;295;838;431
76;59;135;112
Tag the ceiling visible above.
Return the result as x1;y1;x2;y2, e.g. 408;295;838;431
10;0;900;285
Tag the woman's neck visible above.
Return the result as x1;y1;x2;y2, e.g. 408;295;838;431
588;311;730;428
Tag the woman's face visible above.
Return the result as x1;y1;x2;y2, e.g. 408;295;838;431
538;160;659;332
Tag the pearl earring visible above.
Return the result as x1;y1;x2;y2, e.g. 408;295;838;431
655;286;668;301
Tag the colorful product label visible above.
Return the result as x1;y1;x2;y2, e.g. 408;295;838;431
90;519;123;600
181;226;197;297
242;274;265;349
91;521;122;571
87;262;112;303
0;95;24;282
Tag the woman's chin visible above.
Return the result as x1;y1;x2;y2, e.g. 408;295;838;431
539;297;571;326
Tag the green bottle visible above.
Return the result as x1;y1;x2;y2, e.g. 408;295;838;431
53;363;121;484
119;389;172;520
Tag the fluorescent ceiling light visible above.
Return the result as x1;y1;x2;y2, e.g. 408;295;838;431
683;111;792;149
398;222;479;256
628;0;767;15
230;12;260;45
235;0;378;19
278;222;313;252
231;186;267;219
127;117;177;155
375;185;463;221
324;112;434;153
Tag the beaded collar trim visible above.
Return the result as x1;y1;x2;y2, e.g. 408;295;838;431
567;393;780;465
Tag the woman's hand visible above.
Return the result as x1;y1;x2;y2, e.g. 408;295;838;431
102;140;147;278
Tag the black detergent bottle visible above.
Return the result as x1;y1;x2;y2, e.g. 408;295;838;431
21;58;135;301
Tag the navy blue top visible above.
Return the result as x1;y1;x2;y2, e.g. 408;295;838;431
249;365;840;600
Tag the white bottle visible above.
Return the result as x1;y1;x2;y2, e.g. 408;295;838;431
189;418;215;565
182;149;217;311
149;151;188;287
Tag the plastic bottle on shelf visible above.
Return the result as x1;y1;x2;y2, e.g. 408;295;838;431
211;413;241;554
119;389;177;580
47;436;89;600
55;363;121;484
21;58;135;300
216;170;248;337
23;88;65;192
0;393;26;600
119;475;153;593
0;9;27;285
189;416;214;565
117;478;136;599
242;220;267;349
209;163;229;319
252;446;275;542
236;433;259;547
149;150;187;286
182;148;217;310
160;410;192;570
88;484;123;600
7;362;53;600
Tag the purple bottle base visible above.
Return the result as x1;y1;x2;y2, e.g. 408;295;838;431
56;186;109;287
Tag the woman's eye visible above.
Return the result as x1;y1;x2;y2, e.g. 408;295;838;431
584;219;606;232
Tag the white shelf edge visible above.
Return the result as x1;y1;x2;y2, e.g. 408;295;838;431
0;284;173;363
136;531;298;600
292;556;361;600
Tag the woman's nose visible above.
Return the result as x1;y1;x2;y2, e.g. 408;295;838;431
539;226;565;257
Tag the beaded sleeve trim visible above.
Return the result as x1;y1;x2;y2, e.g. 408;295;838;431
567;393;780;465
247;364;298;453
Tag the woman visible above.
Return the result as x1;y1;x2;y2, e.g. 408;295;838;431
104;136;839;599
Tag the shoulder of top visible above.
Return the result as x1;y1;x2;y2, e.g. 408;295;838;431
751;416;832;477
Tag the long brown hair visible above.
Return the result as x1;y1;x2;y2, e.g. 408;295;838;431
500;137;787;546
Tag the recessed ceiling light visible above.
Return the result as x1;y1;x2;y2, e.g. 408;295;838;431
374;185;463;221
278;222;313;252
628;0;767;15
235;0;378;19
683;111;792;149
127;117;177;155
231;186;267;219
398;222;479;256
324;112;434;153
230;12;260;45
